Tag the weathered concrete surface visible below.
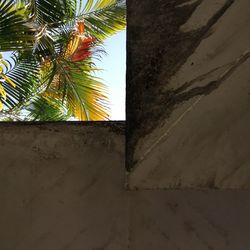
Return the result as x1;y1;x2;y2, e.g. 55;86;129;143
0;123;128;250
1;124;250;249
1;0;250;248
127;0;250;189
129;190;250;250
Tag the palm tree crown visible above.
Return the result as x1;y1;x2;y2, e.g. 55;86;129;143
0;0;126;121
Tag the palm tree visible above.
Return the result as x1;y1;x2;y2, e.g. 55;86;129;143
0;0;126;121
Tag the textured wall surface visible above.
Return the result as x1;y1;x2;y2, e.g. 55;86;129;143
1;0;250;249
1;124;250;250
0;123;127;250
129;190;250;250
127;0;250;189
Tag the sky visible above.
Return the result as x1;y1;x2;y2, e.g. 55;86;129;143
94;30;126;121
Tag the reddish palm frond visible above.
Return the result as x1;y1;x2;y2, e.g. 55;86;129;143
65;21;95;63
71;36;94;62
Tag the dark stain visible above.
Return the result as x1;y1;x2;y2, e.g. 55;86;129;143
126;0;235;170
161;231;170;241
183;220;215;250
0;121;125;135
79;174;99;197
32;145;61;161
183;220;195;233
187;200;230;246
166;201;179;214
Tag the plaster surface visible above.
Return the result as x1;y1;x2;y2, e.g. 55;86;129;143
1;124;250;249
127;0;250;189
0;123;128;250
0;0;250;248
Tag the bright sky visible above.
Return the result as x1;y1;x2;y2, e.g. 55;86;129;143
94;30;126;121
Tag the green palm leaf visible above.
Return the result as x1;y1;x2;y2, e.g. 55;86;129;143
44;58;110;120
0;0;36;51
27;95;70;121
1;51;40;110
78;0;126;41
28;0;77;26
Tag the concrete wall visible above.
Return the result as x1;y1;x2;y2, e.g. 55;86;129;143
0;123;127;250
127;0;250;188
1;0;250;249
1;123;250;250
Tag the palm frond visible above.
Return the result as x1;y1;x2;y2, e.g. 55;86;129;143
78;0;126;41
1;51;40;110
28;0;77;26
27;95;70;121
45;58;110;121
0;0;36;51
